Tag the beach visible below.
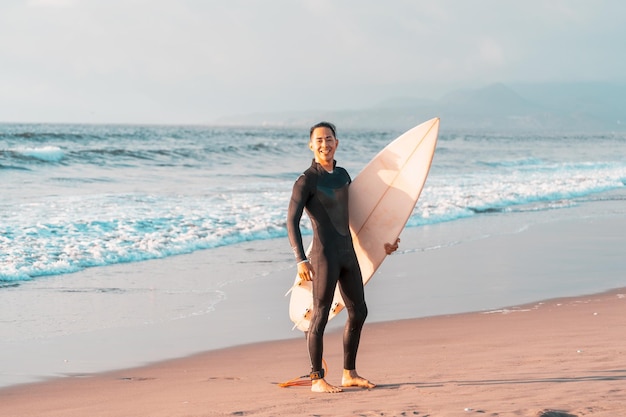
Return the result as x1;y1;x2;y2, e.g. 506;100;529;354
1;202;625;416
3;1;626;414
2;123;626;415
3;290;624;417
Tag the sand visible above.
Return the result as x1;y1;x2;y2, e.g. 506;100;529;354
1;289;624;416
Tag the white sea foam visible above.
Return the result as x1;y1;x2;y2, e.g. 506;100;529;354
14;145;65;162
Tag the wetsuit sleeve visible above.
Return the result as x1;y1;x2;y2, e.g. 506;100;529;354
287;174;310;263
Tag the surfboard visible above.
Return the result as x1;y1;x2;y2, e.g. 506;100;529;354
288;117;440;332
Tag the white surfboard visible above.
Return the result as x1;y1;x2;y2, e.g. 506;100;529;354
288;117;440;332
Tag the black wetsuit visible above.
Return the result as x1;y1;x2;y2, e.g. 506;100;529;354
287;160;368;374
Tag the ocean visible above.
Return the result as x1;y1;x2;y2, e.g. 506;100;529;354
3;123;625;284
1;122;626;386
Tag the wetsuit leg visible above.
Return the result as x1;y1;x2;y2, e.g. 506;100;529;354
307;251;339;374
337;251;368;371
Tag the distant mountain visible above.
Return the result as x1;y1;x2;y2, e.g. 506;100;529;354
214;82;626;132
435;83;542;129
511;82;626;130
440;83;536;114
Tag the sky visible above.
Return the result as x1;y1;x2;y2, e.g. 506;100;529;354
1;0;625;125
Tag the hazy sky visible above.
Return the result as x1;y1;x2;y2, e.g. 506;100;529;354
1;0;625;124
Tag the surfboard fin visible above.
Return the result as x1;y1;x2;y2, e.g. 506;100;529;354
291;308;310;331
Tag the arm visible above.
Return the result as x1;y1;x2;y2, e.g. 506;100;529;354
287;174;316;281
287;175;308;263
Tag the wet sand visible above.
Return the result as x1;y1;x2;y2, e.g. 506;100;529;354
1;288;625;416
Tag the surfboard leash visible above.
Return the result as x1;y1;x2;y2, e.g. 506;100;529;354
277;358;328;388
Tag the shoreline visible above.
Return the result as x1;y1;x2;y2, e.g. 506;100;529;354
2;202;626;389
1;287;625;416
1;198;625;397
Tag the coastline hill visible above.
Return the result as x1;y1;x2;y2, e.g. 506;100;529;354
214;82;626;132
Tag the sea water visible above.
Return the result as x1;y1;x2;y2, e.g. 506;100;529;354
3;124;625;284
1;123;626;385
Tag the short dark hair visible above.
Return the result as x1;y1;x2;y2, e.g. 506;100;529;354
309;121;336;139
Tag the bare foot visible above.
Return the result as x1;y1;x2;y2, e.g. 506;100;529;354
311;378;343;393
341;369;376;389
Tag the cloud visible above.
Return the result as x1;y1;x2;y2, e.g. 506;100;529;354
1;0;625;124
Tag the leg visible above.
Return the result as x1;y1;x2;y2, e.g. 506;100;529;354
337;255;376;389
308;254;343;393
342;299;367;370
307;299;331;374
